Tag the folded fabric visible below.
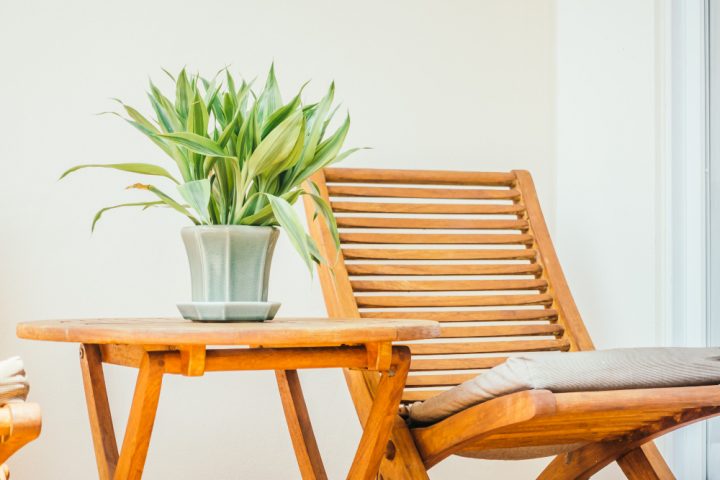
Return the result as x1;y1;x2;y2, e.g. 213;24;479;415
405;347;720;425
0;357;29;405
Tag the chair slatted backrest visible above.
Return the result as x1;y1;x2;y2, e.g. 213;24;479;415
305;167;595;404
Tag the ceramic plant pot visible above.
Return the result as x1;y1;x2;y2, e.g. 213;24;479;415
178;225;280;321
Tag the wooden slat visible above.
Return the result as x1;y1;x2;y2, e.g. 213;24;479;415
410;357;507;371
401;390;449;402
356;293;553;308
343;249;537;261
340;233;534;245
362;309;559;322
332;202;524;215
328;185;520;200
324;167;517;186
351;279;547;292
439;324;563;338
399;339;570;355
346;263;541;277
335;217;528;230
405;373;478;387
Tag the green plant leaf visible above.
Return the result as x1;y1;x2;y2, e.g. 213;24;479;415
266;194;313;272
326;147;367;167
301;82;334;167
256;63;283;124
237;189;301;225
236;104;258;164
91;201;164;231
175;68;191;120
245;110;303;179
261;87;304;139
158;132;233;158
293;114;351;185
60;163;179;183
148;82;183;132
127;183;200;224
177;179;211;223
305;191;340;250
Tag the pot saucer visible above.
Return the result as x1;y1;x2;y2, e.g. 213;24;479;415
177;301;281;322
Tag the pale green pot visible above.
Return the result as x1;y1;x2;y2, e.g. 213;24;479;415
181;225;279;302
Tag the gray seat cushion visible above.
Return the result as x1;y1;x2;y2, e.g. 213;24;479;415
0;356;29;405
405;347;720;425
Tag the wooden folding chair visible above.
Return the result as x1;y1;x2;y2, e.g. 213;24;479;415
302;167;720;479
0;402;41;478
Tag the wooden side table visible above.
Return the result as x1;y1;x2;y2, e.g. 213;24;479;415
17;317;439;480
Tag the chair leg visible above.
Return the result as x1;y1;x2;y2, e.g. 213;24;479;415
80;344;119;480
275;370;328;480
616;443;675;480
539;440;647;480
345;369;429;480
347;346;411;480
113;351;165;480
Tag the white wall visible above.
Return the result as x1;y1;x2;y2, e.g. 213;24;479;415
0;1;557;478
555;0;662;350
555;0;663;477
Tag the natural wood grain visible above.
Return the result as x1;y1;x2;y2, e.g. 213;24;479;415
405;373;479;387
276;370;328;480
411;389;558;467
332;202;525;215
16;317;439;347
362;309;558;322
114;352;165;480
335;217;529;230
0;403;42;467
365;342;393;371
617;444;675;480
99;345;397;374
347;263;541;276
513;169;594;351
439;324;563;338
179;345;206;377
80;344;119;480
324;167;516;186
399;339;570;355
355;293;554;308
328;185;520;200
351;279;547;292
537;403;716;480
347;346;411;480
401;389;451;402
342;248;537;261
340;232;534;245
410;357;508;371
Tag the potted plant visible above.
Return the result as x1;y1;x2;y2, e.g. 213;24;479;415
62;66;358;321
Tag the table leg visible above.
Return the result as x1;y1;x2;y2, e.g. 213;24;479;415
347;346;411;480
276;370;328;480
113;351;165;480
80;344;119;480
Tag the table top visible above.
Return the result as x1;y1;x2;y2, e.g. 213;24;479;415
16;317;440;347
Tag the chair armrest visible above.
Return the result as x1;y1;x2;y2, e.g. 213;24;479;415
0;403;42;465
